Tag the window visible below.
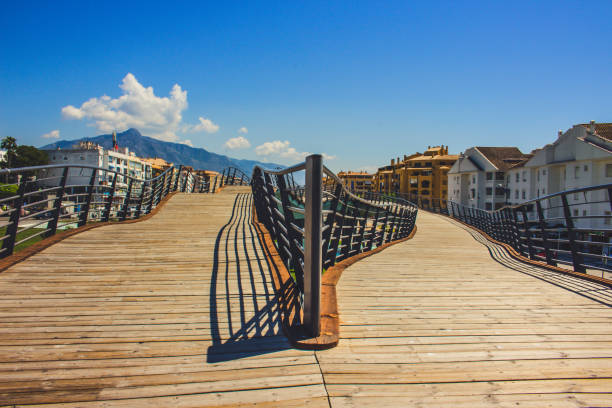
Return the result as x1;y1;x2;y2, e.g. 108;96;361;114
522;171;526;182
584;165;588;172
63;156;68;160
605;211;611;225
515;173;519;182
574;193;579;200
470;189;475;199
486;187;493;196
543;169;547;175
606;164;612;177
486;172;493;181
485;202;493;210
522;190;526;199
583;210;587;217
495;172;504;181
506;175;510;183
80;156;85;160
573;209;579;217
515;190;519;199
575;166;580;178
472;176;476;184
495;187;506;196
542;188;545;195
537;171;540;182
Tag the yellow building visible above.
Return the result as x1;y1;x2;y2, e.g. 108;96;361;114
374;145;458;205
337;171;374;194
141;157;173;177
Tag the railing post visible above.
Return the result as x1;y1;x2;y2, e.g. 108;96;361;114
304;154;322;338
121;177;133;221
536;200;555;266
520;206;534;259
561;194;586;273
47;167;69;237
136;180;146;218
211;176;218;193
220;169;226;187
173;165;182;192
103;172;118;222
147;178;157;214
79;168;97;227
182;171;189;192
1;176;28;256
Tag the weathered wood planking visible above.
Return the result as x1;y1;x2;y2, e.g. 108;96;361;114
318;210;612;408
0;187;326;407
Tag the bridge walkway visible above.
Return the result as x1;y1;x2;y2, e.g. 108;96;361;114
0;187;328;407
317;210;612;407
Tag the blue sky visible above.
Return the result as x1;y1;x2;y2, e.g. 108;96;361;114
1;1;611;172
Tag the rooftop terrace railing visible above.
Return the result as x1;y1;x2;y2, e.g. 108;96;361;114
251;155;418;337
0;163;228;258
443;184;612;275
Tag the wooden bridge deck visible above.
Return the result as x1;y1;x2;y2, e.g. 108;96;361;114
0;190;611;407
0;187;328;407
317;211;612;407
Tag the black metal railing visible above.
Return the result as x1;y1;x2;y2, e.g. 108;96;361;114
366;191;449;215
444;184;612;275
212;167;251;192
0;164;204;258
251;154;418;337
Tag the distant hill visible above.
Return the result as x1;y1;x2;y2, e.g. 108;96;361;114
40;128;283;176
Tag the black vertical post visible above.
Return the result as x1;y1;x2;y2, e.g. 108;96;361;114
304;154;322;338
536;200;555;266
79;168;97;227
47;167;69;237
136;180;146;218
147;178;157;214
182;171;189;192
520;206;534;259
2;176;28;256
121;177;133;221
561;194;586;273
173;165;182;191
103;172;118;222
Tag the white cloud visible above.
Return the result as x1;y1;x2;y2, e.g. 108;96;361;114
190;116;219;133
224;136;251;150
180;139;194;147
42;129;60;139
255;140;336;163
61;73;188;142
238;126;248;134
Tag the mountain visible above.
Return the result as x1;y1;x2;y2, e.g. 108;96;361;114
40;128;283;176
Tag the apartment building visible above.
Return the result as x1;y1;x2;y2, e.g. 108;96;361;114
449;121;612;228
448;147;530;211
374;146;458;204
338;171;374;194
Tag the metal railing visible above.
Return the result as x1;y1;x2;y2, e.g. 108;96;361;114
212;167;251;192
251;154;418;337
443;184;612;275
0;164;203;258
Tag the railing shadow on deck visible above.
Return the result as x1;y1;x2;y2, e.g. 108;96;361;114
207;192;300;362
445;216;612;307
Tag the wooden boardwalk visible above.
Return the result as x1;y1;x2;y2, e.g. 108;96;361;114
1;190;611;407
317;211;612;407
0;187;328;407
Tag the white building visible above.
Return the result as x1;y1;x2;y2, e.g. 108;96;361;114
448;147;529;211
450;122;612;228
43;142;152;188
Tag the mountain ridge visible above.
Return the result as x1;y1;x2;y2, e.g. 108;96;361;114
40;128;283;175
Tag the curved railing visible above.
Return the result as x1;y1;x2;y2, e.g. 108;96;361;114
0;164;201;258
211;167;250;192
251;154;418;337
445;183;612;275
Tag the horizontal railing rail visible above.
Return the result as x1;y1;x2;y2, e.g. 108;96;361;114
0;162;227;258
251;155;418;337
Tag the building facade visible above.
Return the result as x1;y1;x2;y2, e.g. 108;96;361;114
374;146;458;205
338;171;374;194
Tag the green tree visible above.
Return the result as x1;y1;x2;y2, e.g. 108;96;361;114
13;145;49;168
1;136;17;169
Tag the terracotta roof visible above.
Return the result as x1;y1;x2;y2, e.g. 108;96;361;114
579;122;612;142
475;147;528;171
